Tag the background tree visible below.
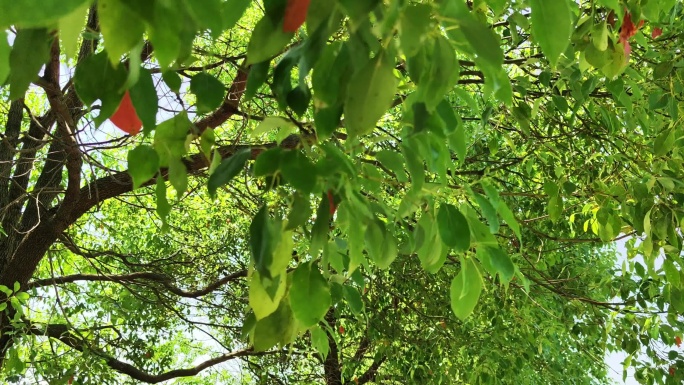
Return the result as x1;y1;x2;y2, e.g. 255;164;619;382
0;0;683;384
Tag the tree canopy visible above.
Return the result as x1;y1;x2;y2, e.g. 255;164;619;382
0;0;684;384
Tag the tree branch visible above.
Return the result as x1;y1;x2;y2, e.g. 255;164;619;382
323;311;343;385
27;321;266;383
27;269;247;298
356;357;387;385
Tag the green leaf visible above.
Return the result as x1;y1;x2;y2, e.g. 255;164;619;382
254;148;283;177
439;1;503;71
375;150;407;182
591;20;609;51
664;259;680;288
162;71;182;93
98;0;145;65
312;42;350;106
249;271;286;320
314;105;343;140
0;285;11;296
287;86;311;116
9;29;52;100
155;176;171;230
399;4;432;57
310;195;332;256
289;262;332;327
147;2;187;69
419;36;459;110
548;195;563;222
601;43;627;79
343;285;363;315
270;228;294;275
129;68;158;134
168;158;188;197
74;52;128;125
450;258;482;320
482;180;521;241
486;247;514;283
338;0;380;23
473;192;499;234
437;204;471;252
127;146;160;189
415;212;448;274
584;43;610;69
200;129;215;159
309;325;330;359
530;0;573;67
252;301;296;351
401;138;425;192
222;0;253;30
437;99;467;166
365;220;398;269
280;150;318;194
0;0;92;28
208;148;252;197
190;72;226;113
286;194;312;231
183;0;223;38
14;291;29;303
0;31;9;85
250;205;276;279
241;312;256;340
247;16;293;64
153;113;191;166
253;116;294;137
654;128;674;156
344;52;398;137
245;60;270;101
497;200;521;241
58;2;89;60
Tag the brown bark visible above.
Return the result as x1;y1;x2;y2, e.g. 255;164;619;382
323;311;343;385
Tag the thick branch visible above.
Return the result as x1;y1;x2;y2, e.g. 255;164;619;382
323;311;343;385
27;322;264;383
194;64;249;133
28;269;247;298
356;357;387;385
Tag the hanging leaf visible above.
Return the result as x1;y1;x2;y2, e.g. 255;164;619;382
309;325;330;359
127;145;160;189
0;32;9;85
437;204;471;252
344;52;398;137
190;72;226;113
0;0;92;28
74;51;128;125
252;301;296;351
249;271;287;320
247;16;294;64
289;262;332;327
129;68;158;134
530;0;573;67
98;0;145;64
208;148;252;197
8;28;52;100
450;258;483;320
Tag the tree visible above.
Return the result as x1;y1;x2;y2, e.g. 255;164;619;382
0;0;683;383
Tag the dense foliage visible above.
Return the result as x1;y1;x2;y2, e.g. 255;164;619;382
0;0;684;384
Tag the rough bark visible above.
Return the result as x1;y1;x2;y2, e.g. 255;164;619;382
324;311;344;385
